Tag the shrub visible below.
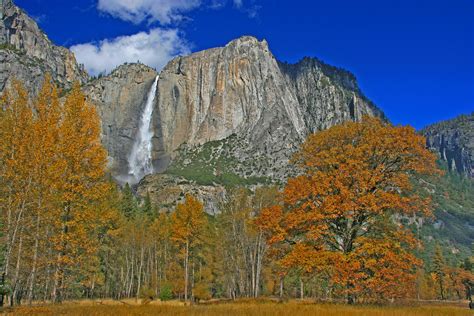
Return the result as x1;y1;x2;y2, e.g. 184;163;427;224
139;286;155;304
159;283;173;301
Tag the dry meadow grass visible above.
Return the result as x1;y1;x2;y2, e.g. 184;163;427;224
2;299;472;315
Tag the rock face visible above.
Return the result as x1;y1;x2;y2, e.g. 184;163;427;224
149;36;383;181
137;174;225;215
84;64;158;178
155;36;382;153
279;57;383;132
0;0;88;94
421;113;474;178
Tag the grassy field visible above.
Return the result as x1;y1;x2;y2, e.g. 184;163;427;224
2;299;472;316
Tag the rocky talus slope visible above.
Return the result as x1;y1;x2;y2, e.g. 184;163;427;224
0;0;88;94
421;113;473;178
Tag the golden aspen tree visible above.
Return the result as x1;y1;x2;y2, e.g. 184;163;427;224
150;212;173;296
0;81;34;306
445;266;474;300
258;117;440;303
26;75;62;304
50;83;111;302
170;195;208;302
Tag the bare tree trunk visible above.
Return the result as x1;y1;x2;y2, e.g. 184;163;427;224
440;280;445;300
154;244;159;295
127;251;134;297
184;240;189;303
11;233;23;306
27;207;41;304
51;253;63;303
250;241;256;298
300;278;304;299
43;241;53;302
191;259;195;302
2;181;31;305
255;232;265;298
279;276;284;299
136;246;144;299
124;253;129;297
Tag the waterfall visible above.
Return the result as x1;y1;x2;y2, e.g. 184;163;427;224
128;75;159;183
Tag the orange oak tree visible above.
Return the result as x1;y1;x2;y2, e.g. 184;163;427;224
258;117;439;303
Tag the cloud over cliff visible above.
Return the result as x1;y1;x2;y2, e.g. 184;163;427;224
71;28;190;76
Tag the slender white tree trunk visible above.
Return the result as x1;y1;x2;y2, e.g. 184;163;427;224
184;240;189;303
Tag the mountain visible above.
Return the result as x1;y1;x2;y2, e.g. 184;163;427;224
153;37;383;179
0;0;88;94
0;1;383;188
86;36;383;187
407;158;474;263
421;113;474;178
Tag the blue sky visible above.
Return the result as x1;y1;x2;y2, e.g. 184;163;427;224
15;0;474;129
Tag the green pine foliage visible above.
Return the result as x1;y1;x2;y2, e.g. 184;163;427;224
158;283;173;301
120;183;139;218
432;245;447;299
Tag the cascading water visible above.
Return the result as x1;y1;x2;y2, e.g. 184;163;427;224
128;75;159;183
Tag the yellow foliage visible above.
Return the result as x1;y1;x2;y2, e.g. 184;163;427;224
0;78;119;303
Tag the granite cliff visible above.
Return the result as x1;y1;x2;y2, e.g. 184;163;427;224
84;63;158;177
152;36;383;183
82;36;384;210
0;0;88;94
422;113;473;178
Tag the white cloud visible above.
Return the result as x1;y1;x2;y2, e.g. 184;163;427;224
233;0;243;8
209;0;225;9
71;28;191;76
97;0;201;24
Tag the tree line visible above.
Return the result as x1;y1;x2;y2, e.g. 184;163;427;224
0;79;472;306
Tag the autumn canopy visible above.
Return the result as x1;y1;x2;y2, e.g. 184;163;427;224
257;117;440;302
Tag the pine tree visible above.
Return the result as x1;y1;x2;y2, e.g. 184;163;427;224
120;183;138;218
432;245;447;300
141;192;154;218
